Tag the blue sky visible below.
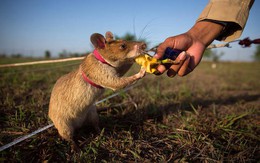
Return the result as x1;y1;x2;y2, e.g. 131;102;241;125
0;0;259;61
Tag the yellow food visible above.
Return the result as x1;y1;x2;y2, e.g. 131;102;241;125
135;54;160;74
135;54;179;74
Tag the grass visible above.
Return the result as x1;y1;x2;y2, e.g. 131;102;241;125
0;57;259;162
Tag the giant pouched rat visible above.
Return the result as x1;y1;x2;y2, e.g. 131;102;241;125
48;31;146;148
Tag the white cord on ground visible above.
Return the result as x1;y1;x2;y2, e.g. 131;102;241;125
0;124;54;152
0;57;84;68
207;43;230;49
0;84;138;152
95;85;137;105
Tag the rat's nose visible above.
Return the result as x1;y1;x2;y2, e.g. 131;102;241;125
140;43;147;50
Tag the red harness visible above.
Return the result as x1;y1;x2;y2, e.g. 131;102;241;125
81;71;104;89
93;49;110;65
81;49;110;89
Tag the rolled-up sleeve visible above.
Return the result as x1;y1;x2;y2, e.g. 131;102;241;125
197;0;254;42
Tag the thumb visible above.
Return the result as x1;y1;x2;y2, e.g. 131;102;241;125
154;42;172;59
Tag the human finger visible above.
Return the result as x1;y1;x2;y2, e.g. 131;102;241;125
177;55;192;76
166;51;188;77
154;38;175;59
156;64;167;75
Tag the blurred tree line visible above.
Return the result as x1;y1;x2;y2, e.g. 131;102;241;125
57;50;87;58
203;49;224;62
1;34;260;61
115;32;148;45
253;45;260;61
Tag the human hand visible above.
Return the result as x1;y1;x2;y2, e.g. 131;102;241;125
154;21;224;77
154;33;205;77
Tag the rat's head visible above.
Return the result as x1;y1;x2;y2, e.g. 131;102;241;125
90;31;146;67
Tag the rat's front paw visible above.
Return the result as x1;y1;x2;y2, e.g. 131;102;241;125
136;67;146;79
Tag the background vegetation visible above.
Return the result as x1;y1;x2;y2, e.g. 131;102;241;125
0;55;259;162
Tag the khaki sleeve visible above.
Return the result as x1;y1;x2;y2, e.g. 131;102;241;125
197;0;254;42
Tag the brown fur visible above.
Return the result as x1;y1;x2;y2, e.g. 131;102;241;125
48;31;146;147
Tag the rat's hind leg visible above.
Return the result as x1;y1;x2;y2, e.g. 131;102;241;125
84;105;101;133
56;124;80;151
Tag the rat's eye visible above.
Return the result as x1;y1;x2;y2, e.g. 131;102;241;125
120;43;127;50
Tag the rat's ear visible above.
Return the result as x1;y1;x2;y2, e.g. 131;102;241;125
105;31;114;42
90;33;106;49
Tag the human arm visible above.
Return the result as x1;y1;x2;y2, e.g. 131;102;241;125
155;0;254;77
155;21;224;77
